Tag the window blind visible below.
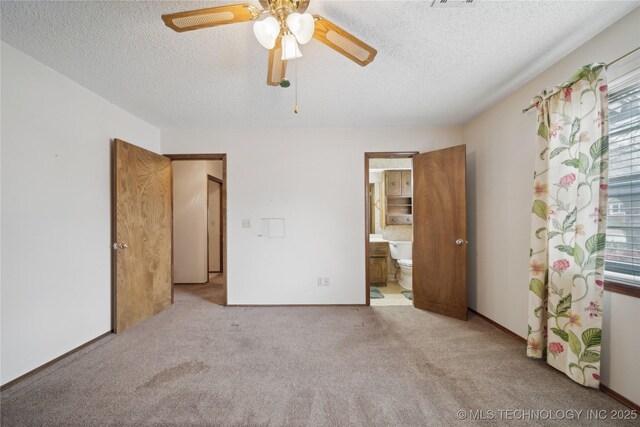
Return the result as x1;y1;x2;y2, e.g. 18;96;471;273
605;66;640;286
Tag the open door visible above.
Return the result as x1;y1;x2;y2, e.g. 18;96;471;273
413;145;467;320
113;139;172;333
208;175;223;274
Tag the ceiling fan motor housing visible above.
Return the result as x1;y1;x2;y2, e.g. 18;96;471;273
259;0;310;14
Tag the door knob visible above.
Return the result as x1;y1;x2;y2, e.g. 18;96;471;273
456;239;464;246
113;242;129;249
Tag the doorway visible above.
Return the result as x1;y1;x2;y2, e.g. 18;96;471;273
364;147;468;320
112;139;173;332
166;154;227;306
111;143;229;333
365;153;417;307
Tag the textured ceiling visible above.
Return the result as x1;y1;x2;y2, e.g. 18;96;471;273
1;1;637;130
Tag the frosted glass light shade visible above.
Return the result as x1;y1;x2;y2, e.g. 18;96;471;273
286;12;315;44
253;17;280;49
281;34;302;60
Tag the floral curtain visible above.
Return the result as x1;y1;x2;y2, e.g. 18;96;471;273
527;64;609;388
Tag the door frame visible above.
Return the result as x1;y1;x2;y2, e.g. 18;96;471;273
207;174;223;274
364;152;418;306
165;154;228;306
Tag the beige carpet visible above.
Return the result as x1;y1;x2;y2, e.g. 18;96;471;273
0;285;627;426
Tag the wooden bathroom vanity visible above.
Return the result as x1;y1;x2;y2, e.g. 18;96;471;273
369;240;389;285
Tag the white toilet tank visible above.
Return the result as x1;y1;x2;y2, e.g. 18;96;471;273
389;241;412;260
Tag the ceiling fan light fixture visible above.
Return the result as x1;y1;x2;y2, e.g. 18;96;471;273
281;34;302;60
163;1;378;87
286;12;315;44
253;16;280;49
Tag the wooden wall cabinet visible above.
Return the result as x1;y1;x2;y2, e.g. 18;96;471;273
385;170;412;225
369;241;389;285
401;171;412;195
385;171;402;196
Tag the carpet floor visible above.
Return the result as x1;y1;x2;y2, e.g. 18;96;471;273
0;285;628;426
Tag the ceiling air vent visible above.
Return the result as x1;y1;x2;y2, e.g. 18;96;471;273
431;0;475;7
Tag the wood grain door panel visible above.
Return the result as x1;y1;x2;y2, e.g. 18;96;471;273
114;139;172;332
413;145;467;320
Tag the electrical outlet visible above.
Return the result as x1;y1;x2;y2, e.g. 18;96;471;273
242;218;251;228
317;277;324;286
323;277;330;286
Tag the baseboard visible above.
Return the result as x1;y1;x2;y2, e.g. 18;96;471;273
0;331;112;391
468;307;639;410
600;385;640;411
468;308;526;344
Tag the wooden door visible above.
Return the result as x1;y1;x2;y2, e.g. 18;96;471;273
208;178;223;273
369;184;376;234
413;145;467;320
385;171;402;195
113;139;172;332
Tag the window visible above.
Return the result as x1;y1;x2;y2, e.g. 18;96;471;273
604;66;640;289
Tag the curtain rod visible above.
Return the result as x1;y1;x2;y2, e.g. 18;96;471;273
521;46;640;114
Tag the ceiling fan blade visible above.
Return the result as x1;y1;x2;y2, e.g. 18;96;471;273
267;36;288;86
312;15;377;66
162;4;260;33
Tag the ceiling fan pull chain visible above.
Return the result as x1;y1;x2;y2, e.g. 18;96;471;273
294;60;299;114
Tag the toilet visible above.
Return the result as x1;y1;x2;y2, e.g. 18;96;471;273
389;241;412;290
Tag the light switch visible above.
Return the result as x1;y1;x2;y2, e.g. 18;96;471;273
242;219;251;228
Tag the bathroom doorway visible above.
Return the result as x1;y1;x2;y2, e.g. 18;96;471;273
364;147;468;320
365;153;417;307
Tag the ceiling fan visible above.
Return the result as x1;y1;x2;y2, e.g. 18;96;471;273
162;0;377;87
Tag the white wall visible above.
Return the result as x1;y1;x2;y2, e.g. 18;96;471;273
0;42;161;385
462;9;640;404
162;128;461;305
172;160;222;283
